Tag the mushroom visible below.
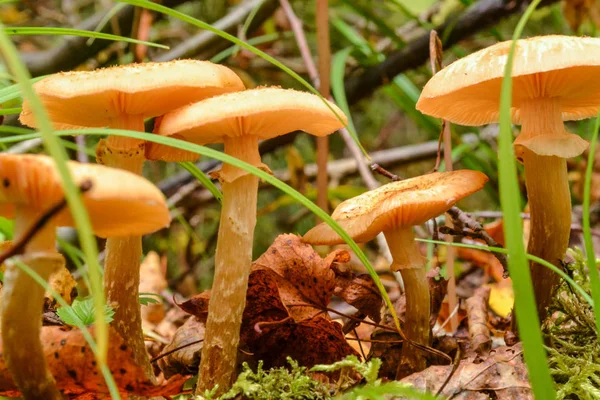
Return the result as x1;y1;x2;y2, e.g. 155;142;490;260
416;35;600;320
19;60;245;379
303;170;488;374
146;87;347;394
0;154;169;399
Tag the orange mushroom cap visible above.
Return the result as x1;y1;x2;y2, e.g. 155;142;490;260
0;154;170;237
146;87;348;161
19;60;245;129
416;35;600;126
303;170;488;245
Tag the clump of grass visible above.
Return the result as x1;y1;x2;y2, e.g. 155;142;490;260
547;249;600;399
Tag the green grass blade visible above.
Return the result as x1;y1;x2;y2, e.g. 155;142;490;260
14;259;121;399
12;128;404;336
86;3;128;46
0;22;109;371
496;0;555;397
179;161;223;204
0;106;20;115
4;27;168;49
582;110;600;339
117;0;351;140
331;47;369;157
210;32;287;63
340;0;405;48
0;76;46;104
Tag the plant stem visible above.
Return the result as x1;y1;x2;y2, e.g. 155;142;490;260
383;227;429;375
1;207;62;399
521;149;571;321
197;136;260;395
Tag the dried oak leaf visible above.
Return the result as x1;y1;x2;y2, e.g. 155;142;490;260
0;326;189;398
158;316;204;379
251;234;340;321
180;234;358;369
333;273;382;323
401;343;531;399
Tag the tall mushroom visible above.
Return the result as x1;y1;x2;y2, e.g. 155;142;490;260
416;35;600;320
146;87;347;394
303;170;488;374
0;154;170;400
19;60;245;378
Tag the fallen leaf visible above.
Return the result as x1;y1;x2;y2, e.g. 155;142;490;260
333;273;382;324
401;343;531;399
157;316;204;379
180;234;358;370
0;326;189;398
487;279;514;318
45;264;78;307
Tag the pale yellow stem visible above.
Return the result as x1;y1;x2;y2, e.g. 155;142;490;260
1;207;63;399
197;136;260;396
383;227;429;375
515;99;577;322
98;115;154;382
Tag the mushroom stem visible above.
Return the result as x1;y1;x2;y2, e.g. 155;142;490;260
521;149;571;321
197;136;260;395
1;207;63;400
383;227;429;374
96;116;153;381
515;98;578;321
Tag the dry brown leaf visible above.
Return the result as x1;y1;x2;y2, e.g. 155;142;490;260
401;344;531;399
45;264;78;308
0;326;189;398
157;316;204;379
180;234;358;370
334;274;382;323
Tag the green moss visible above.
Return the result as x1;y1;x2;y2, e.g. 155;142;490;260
546;249;600;400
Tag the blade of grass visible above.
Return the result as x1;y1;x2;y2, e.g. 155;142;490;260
5;27;168;49
0;22;109;370
9;128;404;337
0;76;46;104
497;0;555;397
0;106;20;115
210;32;288;63
331;48;361;148
179;161;222;204
582;109;600;339
13;259;121;399
86;3;128;46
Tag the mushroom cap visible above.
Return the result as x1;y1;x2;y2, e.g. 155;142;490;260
0;154;170;237
416;35;600;126
303;170;488;245
146;87;347;161
19;60;245;129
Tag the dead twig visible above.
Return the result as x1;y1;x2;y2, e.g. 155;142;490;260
444;206;509;278
466;286;492;356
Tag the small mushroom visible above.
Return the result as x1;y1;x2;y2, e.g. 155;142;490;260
19;60;244;379
0;154;169;399
416;35;600;320
303;170;488;374
147;87;347;394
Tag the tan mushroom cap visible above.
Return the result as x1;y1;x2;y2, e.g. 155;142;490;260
303;170;488;245
19;60;245;129
0;154;170;237
416;35;600;126
146;87;348;161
